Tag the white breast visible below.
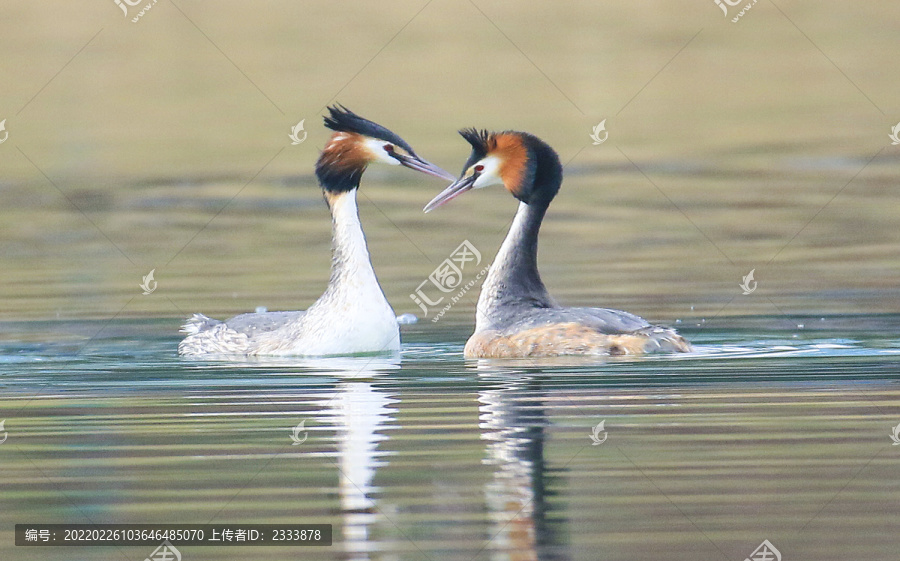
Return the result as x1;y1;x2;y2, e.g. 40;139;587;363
252;190;400;356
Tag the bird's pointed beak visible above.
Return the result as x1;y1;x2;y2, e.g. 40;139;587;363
392;153;456;181
423;173;477;213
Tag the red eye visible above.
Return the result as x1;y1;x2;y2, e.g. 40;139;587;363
383;144;394;152
474;164;484;172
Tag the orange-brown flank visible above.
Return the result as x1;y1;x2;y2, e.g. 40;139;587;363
464;322;682;358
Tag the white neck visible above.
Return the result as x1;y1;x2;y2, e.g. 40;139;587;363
328;190;381;290
268;188;399;356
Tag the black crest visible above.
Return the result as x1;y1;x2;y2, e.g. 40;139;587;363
324;105;416;155
458;128;494;175
459;128;492;159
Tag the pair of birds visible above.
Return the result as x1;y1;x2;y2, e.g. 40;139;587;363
178;106;691;358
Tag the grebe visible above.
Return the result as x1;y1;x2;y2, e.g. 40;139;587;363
178;105;454;357
424;129;692;358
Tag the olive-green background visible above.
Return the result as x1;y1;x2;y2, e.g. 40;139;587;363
2;1;898;324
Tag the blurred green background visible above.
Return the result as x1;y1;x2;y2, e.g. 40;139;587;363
1;0;898;325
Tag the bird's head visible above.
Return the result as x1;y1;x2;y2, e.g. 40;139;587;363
423;129;562;212
315;105;454;195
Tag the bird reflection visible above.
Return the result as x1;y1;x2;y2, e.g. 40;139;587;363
309;357;399;561
478;367;568;561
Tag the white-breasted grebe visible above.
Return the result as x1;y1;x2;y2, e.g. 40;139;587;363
178;105;455;357
424;129;692;358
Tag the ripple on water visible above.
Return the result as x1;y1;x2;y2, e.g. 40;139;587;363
1;317;899;561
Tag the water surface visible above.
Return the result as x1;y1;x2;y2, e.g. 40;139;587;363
2;317;899;561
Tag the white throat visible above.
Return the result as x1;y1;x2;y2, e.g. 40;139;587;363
290;189;399;355
330;190;380;287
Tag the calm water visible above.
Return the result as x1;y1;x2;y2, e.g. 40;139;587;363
2;317;899;561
